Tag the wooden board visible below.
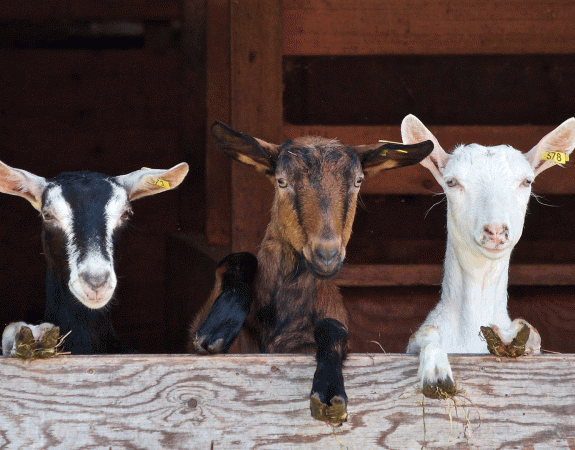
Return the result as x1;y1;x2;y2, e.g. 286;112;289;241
283;125;575;194
230;0;282;253
283;0;575;56
336;264;575;286
1;354;574;448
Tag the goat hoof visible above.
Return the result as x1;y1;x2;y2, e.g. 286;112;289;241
310;392;347;425
193;335;224;354
421;377;457;399
192;335;209;354
481;324;532;358
207;338;224;353
39;326;60;349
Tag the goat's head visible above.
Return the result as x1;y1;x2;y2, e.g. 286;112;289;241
0;162;189;309
402;114;575;259
211;122;433;278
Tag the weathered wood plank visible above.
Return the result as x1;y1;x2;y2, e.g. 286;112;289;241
0;354;574;449
283;125;575;194
283;0;575;55
336;264;575;286
230;0;282;253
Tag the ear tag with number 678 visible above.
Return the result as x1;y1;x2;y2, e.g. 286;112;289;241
541;151;569;165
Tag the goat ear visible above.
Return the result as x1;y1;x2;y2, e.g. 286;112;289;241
210;121;279;174
115;162;189;201
525;118;575;177
354;140;434;176
401;114;449;183
0;161;47;211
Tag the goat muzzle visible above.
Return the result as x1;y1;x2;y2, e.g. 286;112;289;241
305;243;344;279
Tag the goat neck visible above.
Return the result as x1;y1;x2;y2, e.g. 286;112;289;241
439;232;512;353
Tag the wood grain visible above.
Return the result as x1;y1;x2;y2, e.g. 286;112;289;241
283;0;575;55
229;0;282;253
1;354;574;449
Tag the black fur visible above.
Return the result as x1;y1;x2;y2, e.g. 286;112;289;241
311;318;349;407
41;171;132;354
194;253;258;354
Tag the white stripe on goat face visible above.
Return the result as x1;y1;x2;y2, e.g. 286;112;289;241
442;144;534;259
41;176;130;310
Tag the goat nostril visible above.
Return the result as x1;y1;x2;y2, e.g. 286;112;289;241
316;247;338;265
482;223;509;240
80;271;110;290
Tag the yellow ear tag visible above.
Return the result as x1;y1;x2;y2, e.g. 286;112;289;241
378;140;408;156
148;178;171;189
141;167;171;189
541;151;569;165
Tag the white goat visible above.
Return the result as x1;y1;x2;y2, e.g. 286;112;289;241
402;114;575;396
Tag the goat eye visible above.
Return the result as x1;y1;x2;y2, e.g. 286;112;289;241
42;211;54;221
445;178;458;188
121;209;133;220
277;178;288;189
522;178;533;187
354;177;364;187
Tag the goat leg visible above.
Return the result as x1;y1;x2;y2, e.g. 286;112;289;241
193;253;257;354
310;318;348;425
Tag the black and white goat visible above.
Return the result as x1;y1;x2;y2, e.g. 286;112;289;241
1;161;188;355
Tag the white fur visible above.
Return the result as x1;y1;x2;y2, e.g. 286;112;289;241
403;115;575;390
2;322;57;356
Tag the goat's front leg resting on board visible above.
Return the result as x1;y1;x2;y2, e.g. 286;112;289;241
407;326;456;399
2;322;60;357
310;318;349;425
193;253;257;354
481;318;541;358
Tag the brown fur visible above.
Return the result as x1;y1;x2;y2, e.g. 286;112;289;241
191;123;433;355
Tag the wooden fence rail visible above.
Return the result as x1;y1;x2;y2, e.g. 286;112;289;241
0;354;574;449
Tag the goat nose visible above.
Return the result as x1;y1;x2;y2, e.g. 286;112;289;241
482;223;509;240
80;270;110;290
315;246;338;265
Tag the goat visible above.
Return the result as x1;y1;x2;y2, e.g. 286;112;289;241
190;121;434;424
402;114;575;397
1;162;189;356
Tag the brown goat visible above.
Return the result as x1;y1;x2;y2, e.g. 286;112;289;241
191;122;433;424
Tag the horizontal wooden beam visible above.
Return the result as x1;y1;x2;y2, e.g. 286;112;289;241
0;0;180;20
336;264;575;286
283;125;575;194
1;354;574;448
283;0;575;55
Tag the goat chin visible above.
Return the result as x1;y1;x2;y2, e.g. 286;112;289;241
305;260;342;280
69;280;115;310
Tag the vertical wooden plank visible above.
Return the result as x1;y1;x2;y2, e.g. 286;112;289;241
230;0;282;253
181;0;207;234
205;0;232;245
